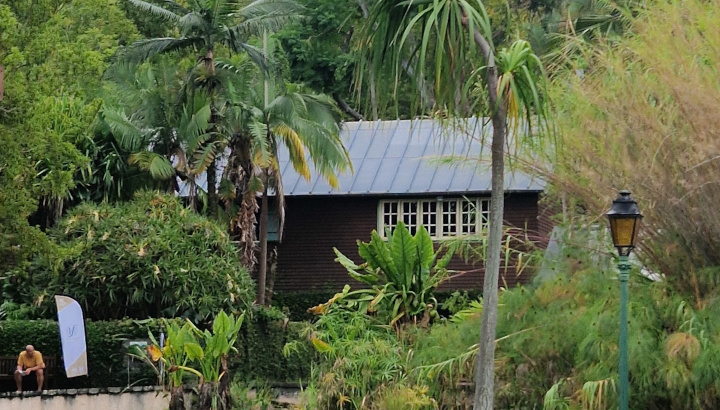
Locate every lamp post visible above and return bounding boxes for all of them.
[606,190,643,410]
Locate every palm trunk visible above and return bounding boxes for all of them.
[257,173,269,305]
[204,49,218,218]
[207,158,218,218]
[226,136,258,270]
[459,11,506,410]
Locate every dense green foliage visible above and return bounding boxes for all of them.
[0,0,139,268]
[2,192,255,320]
[295,228,720,409]
[232,310,313,383]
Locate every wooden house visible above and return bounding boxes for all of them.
[268,119,552,293]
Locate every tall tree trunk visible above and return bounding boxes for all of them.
[204,48,218,218]
[257,173,269,305]
[460,11,506,410]
[368,66,379,120]
[226,136,258,270]
[207,158,218,218]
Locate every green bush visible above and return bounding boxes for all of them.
[3,191,255,321]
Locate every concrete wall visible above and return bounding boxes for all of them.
[0,390,169,410]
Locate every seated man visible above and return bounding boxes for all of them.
[14,345,45,392]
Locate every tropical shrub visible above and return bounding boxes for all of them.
[2,191,254,320]
[286,309,435,409]
[141,310,245,410]
[318,222,452,327]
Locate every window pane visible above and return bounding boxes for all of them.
[461,199,477,235]
[401,201,418,235]
[442,200,457,236]
[383,201,399,234]
[421,201,437,237]
[480,199,489,230]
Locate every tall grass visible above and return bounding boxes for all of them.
[543,0,720,302]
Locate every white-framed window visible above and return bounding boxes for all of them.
[378,197,490,239]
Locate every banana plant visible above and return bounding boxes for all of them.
[140,311,245,410]
[186,310,245,383]
[324,222,453,327]
[142,321,204,410]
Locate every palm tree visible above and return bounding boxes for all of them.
[223,78,350,304]
[355,2,549,409]
[123,0,302,216]
[100,61,218,210]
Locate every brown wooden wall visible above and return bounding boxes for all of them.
[274,192,547,293]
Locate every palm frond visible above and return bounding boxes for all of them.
[101,108,152,152]
[122,37,205,63]
[357,0,493,115]
[191,141,219,173]
[177,12,207,36]
[235,0,304,36]
[128,0,181,22]
[179,93,213,153]
[249,119,272,168]
[223,29,269,72]
[128,152,176,180]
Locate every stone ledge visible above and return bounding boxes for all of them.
[0,386,159,399]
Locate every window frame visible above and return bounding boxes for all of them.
[377,197,490,240]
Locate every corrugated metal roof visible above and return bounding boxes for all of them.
[278,118,544,195]
[179,118,545,197]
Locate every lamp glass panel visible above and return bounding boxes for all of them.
[611,217,637,247]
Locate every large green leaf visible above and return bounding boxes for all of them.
[334,248,380,285]
[390,221,417,290]
[212,310,231,336]
[184,342,204,360]
[415,225,435,272]
[359,232,399,284]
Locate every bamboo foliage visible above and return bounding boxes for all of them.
[543,0,720,301]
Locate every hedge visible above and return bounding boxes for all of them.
[0,316,312,391]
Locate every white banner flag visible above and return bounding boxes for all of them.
[55,295,88,378]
